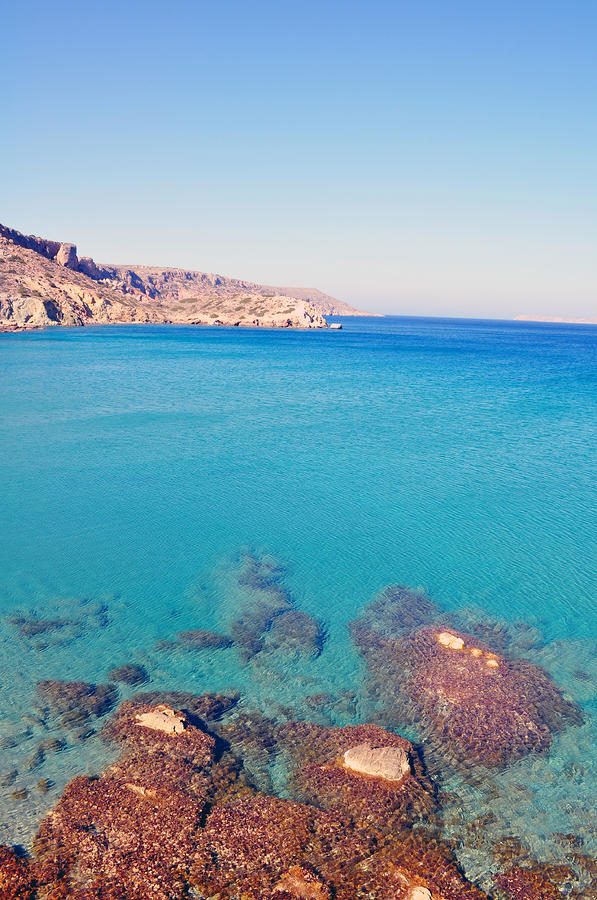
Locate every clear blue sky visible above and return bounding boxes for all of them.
[3,0,596,318]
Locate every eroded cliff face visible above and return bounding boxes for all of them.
[0,223,355,332]
[0,235,162,331]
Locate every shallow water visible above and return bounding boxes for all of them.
[0,318,596,882]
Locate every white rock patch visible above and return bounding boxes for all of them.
[343,743,410,781]
[437,631,465,650]
[134,704,186,735]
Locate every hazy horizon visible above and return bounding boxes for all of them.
[3,0,596,320]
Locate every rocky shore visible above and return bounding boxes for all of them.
[0,223,368,332]
[0,558,593,900]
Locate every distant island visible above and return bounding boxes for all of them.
[514,315,597,326]
[0,223,372,332]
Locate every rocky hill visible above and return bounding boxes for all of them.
[0,223,369,332]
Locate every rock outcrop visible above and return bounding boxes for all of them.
[35,679,118,732]
[276,721,435,829]
[0,221,369,331]
[350,588,584,770]
[191,793,486,900]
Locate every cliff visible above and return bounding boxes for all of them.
[0,223,370,332]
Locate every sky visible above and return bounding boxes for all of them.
[2,0,596,319]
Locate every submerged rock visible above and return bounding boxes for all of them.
[229,553,294,659]
[107,663,149,685]
[7,614,78,637]
[33,700,221,899]
[191,793,486,900]
[0,845,35,898]
[2,686,489,900]
[351,589,584,770]
[494,864,574,899]
[273,865,331,899]
[177,628,233,650]
[266,610,326,658]
[122,689,239,724]
[34,770,207,900]
[276,722,435,829]
[350,584,442,646]
[402,627,583,767]
[35,679,118,730]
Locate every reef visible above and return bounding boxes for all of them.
[351,587,584,770]
[191,793,487,900]
[176,628,233,649]
[0,686,495,900]
[120,689,239,724]
[0,845,35,898]
[7,615,77,638]
[229,552,295,659]
[494,864,579,899]
[31,695,253,899]
[350,583,444,642]
[227,553,327,662]
[107,663,149,685]
[6,596,110,651]
[265,609,326,658]
[35,680,118,731]
[276,721,436,830]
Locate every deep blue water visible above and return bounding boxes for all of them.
[0,317,596,877]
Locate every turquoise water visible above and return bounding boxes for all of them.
[0,318,596,881]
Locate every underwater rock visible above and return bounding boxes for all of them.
[406,627,583,767]
[24,747,45,772]
[0,726,30,751]
[273,865,331,899]
[37,737,65,754]
[7,597,110,653]
[35,679,118,730]
[124,689,239,724]
[190,794,347,900]
[494,864,573,899]
[343,742,410,780]
[266,610,326,658]
[107,663,149,684]
[16,687,489,900]
[191,793,487,900]
[215,710,279,793]
[33,699,223,899]
[350,584,442,646]
[0,845,35,899]
[352,611,584,769]
[34,770,207,900]
[177,628,233,649]
[0,769,18,786]
[276,722,435,829]
[102,699,215,764]
[6,614,77,637]
[229,552,295,659]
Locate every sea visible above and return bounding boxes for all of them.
[0,316,596,885]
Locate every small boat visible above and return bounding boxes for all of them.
[329,322,342,330]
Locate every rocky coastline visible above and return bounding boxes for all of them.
[0,223,370,333]
[0,557,593,900]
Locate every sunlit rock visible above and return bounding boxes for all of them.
[343,742,410,781]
